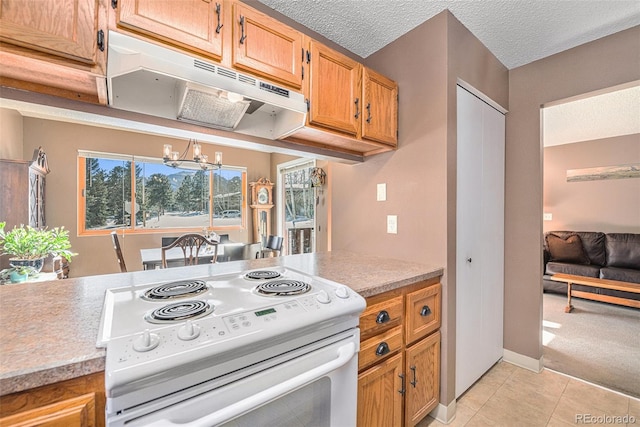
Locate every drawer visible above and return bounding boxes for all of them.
[405,283,441,345]
[358,326,403,371]
[359,296,403,339]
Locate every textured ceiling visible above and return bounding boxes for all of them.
[255,0,640,69]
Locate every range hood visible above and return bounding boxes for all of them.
[106,31,307,140]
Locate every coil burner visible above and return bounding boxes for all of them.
[142,280,208,301]
[145,300,213,323]
[255,280,311,297]
[244,270,282,281]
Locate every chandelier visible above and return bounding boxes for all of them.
[162,139,222,171]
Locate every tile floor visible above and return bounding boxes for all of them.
[419,361,640,426]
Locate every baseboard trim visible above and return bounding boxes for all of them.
[503,349,543,373]
[430,399,456,424]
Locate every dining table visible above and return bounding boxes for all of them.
[140,242,250,270]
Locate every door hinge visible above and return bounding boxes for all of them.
[301,65,304,80]
[111,0,117,9]
[305,99,310,112]
[306,50,311,64]
[97,30,105,52]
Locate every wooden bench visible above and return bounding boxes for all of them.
[550,273,640,312]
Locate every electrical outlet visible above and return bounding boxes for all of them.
[377,183,386,201]
[387,215,397,234]
[543,213,553,221]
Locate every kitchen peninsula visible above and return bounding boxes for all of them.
[0,251,442,405]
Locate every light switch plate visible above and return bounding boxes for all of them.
[387,215,397,234]
[377,183,386,201]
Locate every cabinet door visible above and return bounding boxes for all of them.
[405,331,440,427]
[0,0,100,64]
[308,40,361,136]
[232,2,302,88]
[357,352,404,427]
[118,0,224,61]
[362,67,398,146]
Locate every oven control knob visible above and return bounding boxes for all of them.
[178,320,200,341]
[316,290,331,304]
[133,329,160,352]
[335,285,350,299]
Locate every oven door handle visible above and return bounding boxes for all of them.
[145,341,356,427]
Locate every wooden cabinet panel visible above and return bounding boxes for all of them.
[405,283,441,345]
[359,325,403,371]
[0,372,104,427]
[0,0,100,65]
[232,2,302,88]
[357,352,403,427]
[360,295,403,339]
[117,0,223,61]
[308,40,361,136]
[362,67,398,146]
[405,331,441,427]
[0,393,97,427]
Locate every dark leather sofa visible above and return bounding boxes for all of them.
[543,231,640,302]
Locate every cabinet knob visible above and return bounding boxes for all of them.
[375,342,390,357]
[420,305,431,317]
[376,310,390,324]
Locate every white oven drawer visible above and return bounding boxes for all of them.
[107,329,360,427]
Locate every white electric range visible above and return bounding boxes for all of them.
[97,266,366,427]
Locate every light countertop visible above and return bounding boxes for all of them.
[0,251,442,396]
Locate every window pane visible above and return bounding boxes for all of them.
[138,161,211,230]
[213,168,243,227]
[84,157,131,230]
[283,165,315,254]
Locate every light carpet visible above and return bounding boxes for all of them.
[542,292,640,398]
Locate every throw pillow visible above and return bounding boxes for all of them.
[546,233,591,265]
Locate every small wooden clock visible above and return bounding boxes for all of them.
[249,178,274,244]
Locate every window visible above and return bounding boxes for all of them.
[78,151,246,235]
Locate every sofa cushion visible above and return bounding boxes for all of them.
[605,233,640,269]
[545,233,590,265]
[600,267,640,284]
[544,231,606,265]
[545,262,600,278]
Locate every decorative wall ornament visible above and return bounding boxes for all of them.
[567,163,640,182]
[310,167,326,187]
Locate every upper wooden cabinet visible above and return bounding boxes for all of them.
[231,2,303,89]
[362,67,398,146]
[116,0,224,61]
[308,40,362,137]
[0,0,108,103]
[0,0,101,65]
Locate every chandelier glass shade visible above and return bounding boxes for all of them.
[162,139,222,171]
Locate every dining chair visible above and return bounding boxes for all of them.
[259,235,283,258]
[110,231,127,273]
[161,233,218,268]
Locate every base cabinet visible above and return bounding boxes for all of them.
[0,372,105,427]
[357,278,442,427]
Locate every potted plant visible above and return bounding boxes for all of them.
[0,222,77,274]
[0,265,39,284]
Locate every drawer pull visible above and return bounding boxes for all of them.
[410,365,417,387]
[398,373,406,395]
[420,305,431,316]
[376,310,390,324]
[375,342,390,356]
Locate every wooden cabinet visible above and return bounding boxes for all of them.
[231,2,303,89]
[0,372,105,427]
[308,41,362,136]
[283,39,398,157]
[357,278,441,427]
[0,0,108,103]
[116,0,224,62]
[362,67,398,146]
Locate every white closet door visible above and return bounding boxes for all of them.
[455,85,505,398]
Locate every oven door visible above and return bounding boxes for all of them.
[107,330,359,427]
